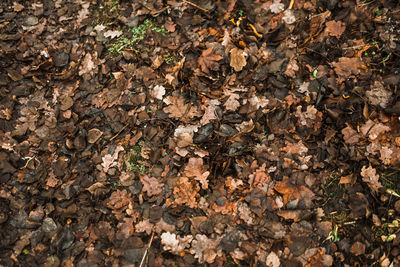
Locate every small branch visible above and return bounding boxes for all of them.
[183,0,209,12]
[139,229,155,267]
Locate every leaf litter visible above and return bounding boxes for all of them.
[1,0,400,266]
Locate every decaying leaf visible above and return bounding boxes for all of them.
[324,20,346,38]
[198,47,223,73]
[106,189,132,219]
[224,93,241,111]
[366,81,393,108]
[172,176,200,208]
[333,57,364,77]
[360,165,382,191]
[140,175,164,197]
[230,47,247,72]
[341,126,361,145]
[184,157,210,189]
[103,29,122,39]
[101,145,124,173]
[135,219,154,235]
[163,95,201,123]
[161,232,193,254]
[190,234,221,264]
[151,85,166,100]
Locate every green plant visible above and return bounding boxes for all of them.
[327,225,340,242]
[375,8,383,16]
[108,19,169,54]
[124,141,149,175]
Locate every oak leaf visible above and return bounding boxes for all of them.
[173,177,200,208]
[333,57,363,77]
[341,126,361,145]
[190,234,221,264]
[184,157,210,189]
[163,95,201,123]
[361,166,382,191]
[324,20,346,38]
[198,47,223,73]
[161,232,193,254]
[140,175,164,197]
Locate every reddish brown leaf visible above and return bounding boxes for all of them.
[198,47,223,74]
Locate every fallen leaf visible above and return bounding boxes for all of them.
[140,175,164,197]
[87,128,103,143]
[151,85,166,100]
[103,29,122,39]
[360,165,382,191]
[12,2,25,12]
[230,47,247,72]
[266,251,280,267]
[172,177,200,208]
[366,81,393,108]
[163,95,201,123]
[270,0,285,14]
[135,219,154,235]
[341,126,361,145]
[190,234,221,264]
[161,232,193,254]
[224,93,240,111]
[184,157,210,189]
[324,20,346,38]
[350,241,365,256]
[198,47,223,74]
[333,57,363,77]
[79,52,96,76]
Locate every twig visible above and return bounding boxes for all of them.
[139,229,155,267]
[183,0,209,12]
[110,125,128,141]
[288,0,294,9]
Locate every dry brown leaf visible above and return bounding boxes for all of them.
[79,52,96,76]
[200,99,220,125]
[366,81,393,108]
[140,175,164,197]
[135,219,154,235]
[350,241,365,256]
[360,165,382,191]
[284,57,299,78]
[280,140,308,155]
[106,189,132,219]
[184,157,210,189]
[341,126,361,145]
[333,57,363,77]
[324,20,346,38]
[198,47,223,74]
[101,145,124,173]
[117,217,135,239]
[339,174,356,185]
[224,93,240,111]
[163,95,201,123]
[277,210,303,222]
[238,202,253,225]
[190,234,221,264]
[161,232,193,254]
[230,47,247,72]
[87,128,103,143]
[12,2,25,12]
[173,177,200,208]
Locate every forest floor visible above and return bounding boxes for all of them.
[1,0,400,266]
